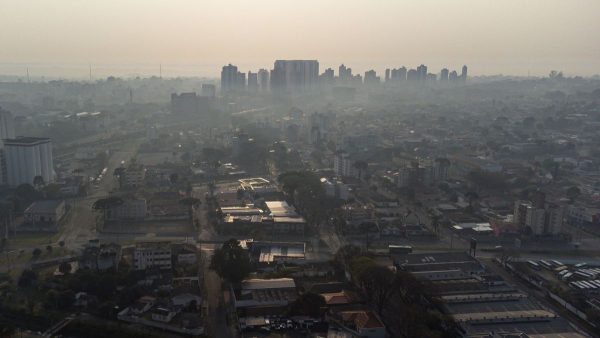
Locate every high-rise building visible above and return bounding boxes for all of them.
[247,71,259,91]
[0,108,15,142]
[270,60,319,91]
[385,69,390,82]
[201,84,216,97]
[363,70,380,85]
[221,64,239,92]
[338,64,353,82]
[0,108,15,185]
[449,70,458,82]
[440,68,449,82]
[320,68,335,85]
[4,137,54,187]
[461,65,468,82]
[407,69,418,81]
[416,64,428,81]
[390,67,407,82]
[258,69,270,91]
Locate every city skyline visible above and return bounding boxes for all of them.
[1,0,600,78]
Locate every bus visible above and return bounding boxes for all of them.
[539,260,553,270]
[527,260,541,270]
[389,245,413,255]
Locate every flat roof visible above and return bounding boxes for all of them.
[241,278,296,290]
[3,136,51,145]
[453,309,555,323]
[25,200,63,213]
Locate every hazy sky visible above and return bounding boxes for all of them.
[1,0,599,78]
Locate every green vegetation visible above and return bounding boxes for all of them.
[209,239,251,284]
[339,246,459,338]
[288,292,326,318]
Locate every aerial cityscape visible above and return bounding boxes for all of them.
[1,1,600,338]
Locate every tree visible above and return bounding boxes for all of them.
[466,170,507,192]
[46,245,53,253]
[33,175,45,189]
[566,186,581,203]
[353,161,368,180]
[209,239,251,284]
[113,167,126,189]
[288,292,326,318]
[179,197,201,225]
[169,173,179,184]
[18,269,38,287]
[59,262,72,274]
[32,248,42,258]
[59,240,65,248]
[358,265,397,315]
[465,191,479,209]
[57,290,75,309]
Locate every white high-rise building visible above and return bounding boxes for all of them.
[0,108,15,142]
[4,137,54,187]
[0,108,16,185]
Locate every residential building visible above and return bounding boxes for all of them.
[79,243,122,271]
[247,71,258,91]
[3,137,54,187]
[0,107,15,146]
[449,70,458,81]
[338,64,352,82]
[337,311,385,338]
[321,178,350,200]
[270,60,319,91]
[221,63,242,92]
[440,68,449,81]
[320,67,335,85]
[121,165,146,188]
[134,242,172,270]
[514,200,565,235]
[333,151,356,178]
[363,70,380,85]
[258,68,270,91]
[416,64,428,81]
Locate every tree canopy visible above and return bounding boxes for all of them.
[288,292,326,318]
[209,239,252,284]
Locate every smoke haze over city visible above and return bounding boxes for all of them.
[1,0,599,78]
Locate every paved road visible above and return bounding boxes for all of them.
[58,144,140,250]
[200,243,236,338]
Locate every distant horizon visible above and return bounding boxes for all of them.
[0,60,597,81]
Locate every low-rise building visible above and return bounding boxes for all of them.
[336,311,386,338]
[234,278,298,317]
[107,198,147,221]
[23,200,66,228]
[134,242,172,270]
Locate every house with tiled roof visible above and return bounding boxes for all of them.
[336,310,386,338]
